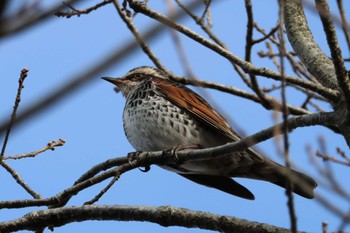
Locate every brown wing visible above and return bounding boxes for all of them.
[154,78,238,139]
[153,77,264,162]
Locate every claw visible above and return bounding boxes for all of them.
[127,151,151,172]
[127,151,141,167]
[138,166,151,172]
[163,144,201,164]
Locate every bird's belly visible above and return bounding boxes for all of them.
[123,98,203,151]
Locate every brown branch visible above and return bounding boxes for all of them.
[253,23,279,45]
[127,0,340,102]
[278,2,296,231]
[172,76,311,115]
[1,68,28,156]
[244,0,273,109]
[0,158,129,210]
[0,160,43,199]
[0,1,203,136]
[336,0,350,52]
[284,0,339,90]
[0,68,42,199]
[0,0,83,37]
[55,0,112,18]
[316,0,350,110]
[0,111,335,210]
[112,0,167,71]
[84,175,120,205]
[255,24,317,83]
[4,139,65,160]
[316,151,350,166]
[166,2,195,78]
[0,205,292,233]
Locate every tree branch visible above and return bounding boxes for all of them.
[0,0,203,136]
[283,0,339,91]
[316,0,350,110]
[127,0,340,102]
[0,205,294,233]
[0,0,83,37]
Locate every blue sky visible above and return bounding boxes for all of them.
[1,1,350,232]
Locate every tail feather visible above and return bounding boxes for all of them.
[179,174,255,200]
[252,160,317,199]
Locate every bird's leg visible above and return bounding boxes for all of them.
[163,144,201,165]
[127,151,151,172]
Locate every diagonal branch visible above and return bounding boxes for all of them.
[0,0,83,37]
[0,111,336,210]
[283,0,339,91]
[127,0,340,102]
[316,0,350,110]
[0,1,203,136]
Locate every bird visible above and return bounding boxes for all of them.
[102,66,317,200]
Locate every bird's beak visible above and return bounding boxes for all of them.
[101,77,120,86]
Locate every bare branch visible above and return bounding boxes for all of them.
[0,1,203,136]
[0,0,83,37]
[336,0,350,51]
[55,0,112,18]
[127,0,340,102]
[112,0,167,71]
[283,0,339,90]
[4,139,65,160]
[1,68,28,156]
[172,76,311,115]
[278,2,297,230]
[0,205,292,233]
[316,0,350,110]
[0,160,42,199]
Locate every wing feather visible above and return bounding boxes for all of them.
[153,77,264,162]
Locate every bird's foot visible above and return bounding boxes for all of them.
[163,144,201,164]
[127,151,151,172]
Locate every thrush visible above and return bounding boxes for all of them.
[102,66,317,200]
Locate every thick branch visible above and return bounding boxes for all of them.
[0,112,336,210]
[0,205,294,233]
[283,0,339,91]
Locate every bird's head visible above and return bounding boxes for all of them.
[102,66,167,97]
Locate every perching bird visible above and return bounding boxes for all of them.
[102,66,317,200]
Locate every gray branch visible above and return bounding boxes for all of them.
[0,205,296,233]
[283,0,339,90]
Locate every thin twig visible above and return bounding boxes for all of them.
[0,0,83,37]
[0,1,204,136]
[244,0,273,109]
[128,0,340,101]
[336,0,350,53]
[84,175,120,205]
[4,139,65,160]
[278,1,297,231]
[112,0,167,72]
[252,22,279,44]
[0,160,43,199]
[316,151,350,166]
[1,68,28,156]
[316,0,350,108]
[173,75,311,115]
[55,0,112,18]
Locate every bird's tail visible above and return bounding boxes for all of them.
[251,159,317,199]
